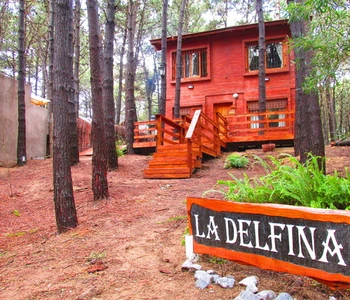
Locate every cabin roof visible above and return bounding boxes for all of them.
[150,19,290,50]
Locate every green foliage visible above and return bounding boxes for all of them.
[209,256,227,265]
[216,154,350,209]
[116,140,126,157]
[224,154,249,169]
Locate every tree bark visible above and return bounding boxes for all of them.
[125,0,137,154]
[174,0,187,119]
[326,80,337,143]
[52,0,78,233]
[115,27,127,125]
[159,0,168,116]
[288,0,325,172]
[73,0,81,116]
[87,0,109,200]
[257,0,266,118]
[47,0,55,158]
[103,0,118,170]
[17,0,26,166]
[68,0,79,166]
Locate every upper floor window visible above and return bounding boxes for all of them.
[246,39,287,73]
[172,48,208,80]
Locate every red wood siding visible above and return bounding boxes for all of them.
[153,20,296,144]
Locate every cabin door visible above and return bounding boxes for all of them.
[214,103,235,138]
[214,102,235,117]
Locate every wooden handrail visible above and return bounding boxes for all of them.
[155,114,186,146]
[185,110,226,158]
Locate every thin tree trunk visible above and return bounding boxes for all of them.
[257,0,266,133]
[47,0,55,158]
[103,0,118,170]
[73,0,81,116]
[52,0,78,233]
[326,80,337,143]
[174,0,187,119]
[17,0,26,166]
[87,0,109,200]
[68,1,79,166]
[159,0,167,116]
[115,27,127,125]
[125,0,136,154]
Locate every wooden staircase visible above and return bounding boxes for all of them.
[143,144,201,179]
[142,110,228,179]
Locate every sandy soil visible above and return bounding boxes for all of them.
[0,146,349,300]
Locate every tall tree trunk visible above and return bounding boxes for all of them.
[142,55,155,120]
[87,0,109,200]
[52,0,78,234]
[17,0,26,166]
[174,0,187,119]
[125,0,137,154]
[326,80,337,143]
[115,27,127,125]
[47,0,55,158]
[68,0,79,166]
[73,0,81,116]
[288,0,325,172]
[257,0,266,130]
[159,0,167,116]
[103,0,118,170]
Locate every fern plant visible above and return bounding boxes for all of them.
[224,153,249,169]
[214,154,350,210]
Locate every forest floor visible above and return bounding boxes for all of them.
[0,145,350,300]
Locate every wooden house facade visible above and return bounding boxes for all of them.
[150,19,295,149]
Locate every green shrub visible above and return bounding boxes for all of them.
[214,154,350,210]
[116,140,126,157]
[224,153,249,169]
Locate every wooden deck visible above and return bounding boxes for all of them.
[134,109,294,179]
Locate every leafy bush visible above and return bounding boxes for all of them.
[224,153,249,169]
[215,154,350,210]
[116,140,126,157]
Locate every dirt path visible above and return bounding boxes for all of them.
[0,146,349,299]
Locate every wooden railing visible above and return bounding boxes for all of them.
[133,120,157,148]
[134,109,294,148]
[225,109,294,142]
[185,110,228,157]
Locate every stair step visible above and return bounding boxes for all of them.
[153,152,188,158]
[157,144,188,152]
[144,167,191,179]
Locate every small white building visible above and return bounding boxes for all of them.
[0,74,49,166]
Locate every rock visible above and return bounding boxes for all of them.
[256,290,277,300]
[234,290,260,300]
[194,270,212,289]
[195,278,210,289]
[239,275,259,293]
[181,259,202,270]
[215,275,235,288]
[274,292,294,300]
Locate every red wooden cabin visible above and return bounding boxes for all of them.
[150,19,295,150]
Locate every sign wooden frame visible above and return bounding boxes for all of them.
[187,197,350,289]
